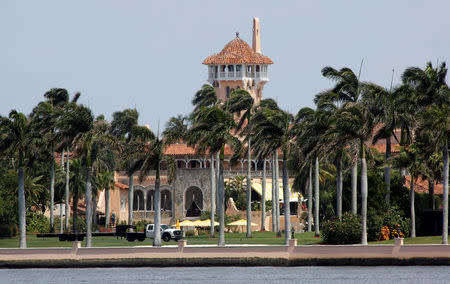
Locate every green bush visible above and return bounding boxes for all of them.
[0,224,18,238]
[185,230,196,236]
[26,212,50,233]
[132,220,147,232]
[321,213,362,244]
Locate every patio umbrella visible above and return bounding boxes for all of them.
[197,219,219,227]
[176,219,180,230]
[227,219,258,226]
[179,220,195,227]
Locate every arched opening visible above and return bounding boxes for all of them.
[185,186,203,217]
[133,190,144,211]
[161,190,172,211]
[146,190,154,211]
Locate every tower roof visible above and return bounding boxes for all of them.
[203,37,273,65]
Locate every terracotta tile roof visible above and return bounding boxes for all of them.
[115,182,129,190]
[203,37,273,65]
[405,176,443,195]
[164,143,235,156]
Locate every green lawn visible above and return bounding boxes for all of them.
[0,232,320,248]
[368,235,445,245]
[0,232,445,248]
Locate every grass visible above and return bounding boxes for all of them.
[0,232,445,248]
[0,232,321,248]
[368,235,445,245]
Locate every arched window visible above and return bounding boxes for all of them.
[146,190,154,211]
[228,65,234,72]
[133,190,144,211]
[256,65,260,72]
[161,190,172,211]
[185,187,203,217]
[226,86,230,99]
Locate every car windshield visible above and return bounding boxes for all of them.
[161,225,169,230]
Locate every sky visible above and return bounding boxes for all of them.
[1,0,449,130]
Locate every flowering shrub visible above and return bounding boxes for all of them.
[380,226,390,240]
[321,213,362,244]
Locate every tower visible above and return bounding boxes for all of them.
[203,17,273,104]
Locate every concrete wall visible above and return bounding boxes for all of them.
[2,241,450,267]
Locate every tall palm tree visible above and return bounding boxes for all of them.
[227,89,256,237]
[68,106,118,247]
[110,108,139,230]
[187,105,241,246]
[190,85,220,238]
[252,100,294,244]
[128,125,176,246]
[402,61,449,244]
[69,158,85,233]
[0,110,40,248]
[390,144,426,238]
[30,88,75,232]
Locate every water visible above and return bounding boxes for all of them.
[0,266,448,283]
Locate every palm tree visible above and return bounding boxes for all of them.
[190,85,220,238]
[127,125,176,246]
[110,108,139,230]
[69,158,85,233]
[0,110,40,248]
[390,144,426,238]
[227,89,256,237]
[30,88,75,232]
[402,61,449,244]
[68,106,118,247]
[187,105,241,246]
[252,100,294,244]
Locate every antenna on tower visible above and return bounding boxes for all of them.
[236,32,239,38]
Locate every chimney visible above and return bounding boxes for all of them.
[252,17,261,54]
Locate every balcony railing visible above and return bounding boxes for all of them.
[208,71,268,81]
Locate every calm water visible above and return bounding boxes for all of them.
[0,266,448,283]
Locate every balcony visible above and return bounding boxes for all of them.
[208,71,268,82]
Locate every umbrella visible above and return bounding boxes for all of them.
[176,220,180,230]
[199,219,219,227]
[227,219,258,226]
[179,220,195,227]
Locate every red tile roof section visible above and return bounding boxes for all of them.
[164,143,235,156]
[203,37,273,65]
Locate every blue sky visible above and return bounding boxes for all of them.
[1,0,449,130]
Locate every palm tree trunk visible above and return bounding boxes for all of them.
[153,163,162,246]
[336,155,343,219]
[218,149,225,247]
[271,155,276,232]
[410,175,416,238]
[351,162,357,215]
[361,145,368,245]
[50,150,55,233]
[18,167,26,248]
[85,166,93,247]
[246,137,252,237]
[261,159,266,231]
[442,142,448,245]
[429,180,435,210]
[275,150,281,237]
[216,152,220,213]
[209,153,216,238]
[72,196,78,232]
[282,152,290,244]
[65,149,70,231]
[385,135,392,205]
[314,157,320,237]
[92,194,97,227]
[105,185,110,231]
[307,164,312,232]
[128,174,134,232]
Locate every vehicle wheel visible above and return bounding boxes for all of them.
[162,234,171,242]
[174,238,179,242]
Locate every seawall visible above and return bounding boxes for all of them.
[1,240,450,267]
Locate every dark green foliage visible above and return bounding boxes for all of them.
[224,175,246,210]
[26,212,50,233]
[321,213,362,244]
[0,224,18,238]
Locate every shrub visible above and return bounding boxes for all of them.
[321,213,362,244]
[185,230,196,236]
[0,224,18,238]
[26,212,50,233]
